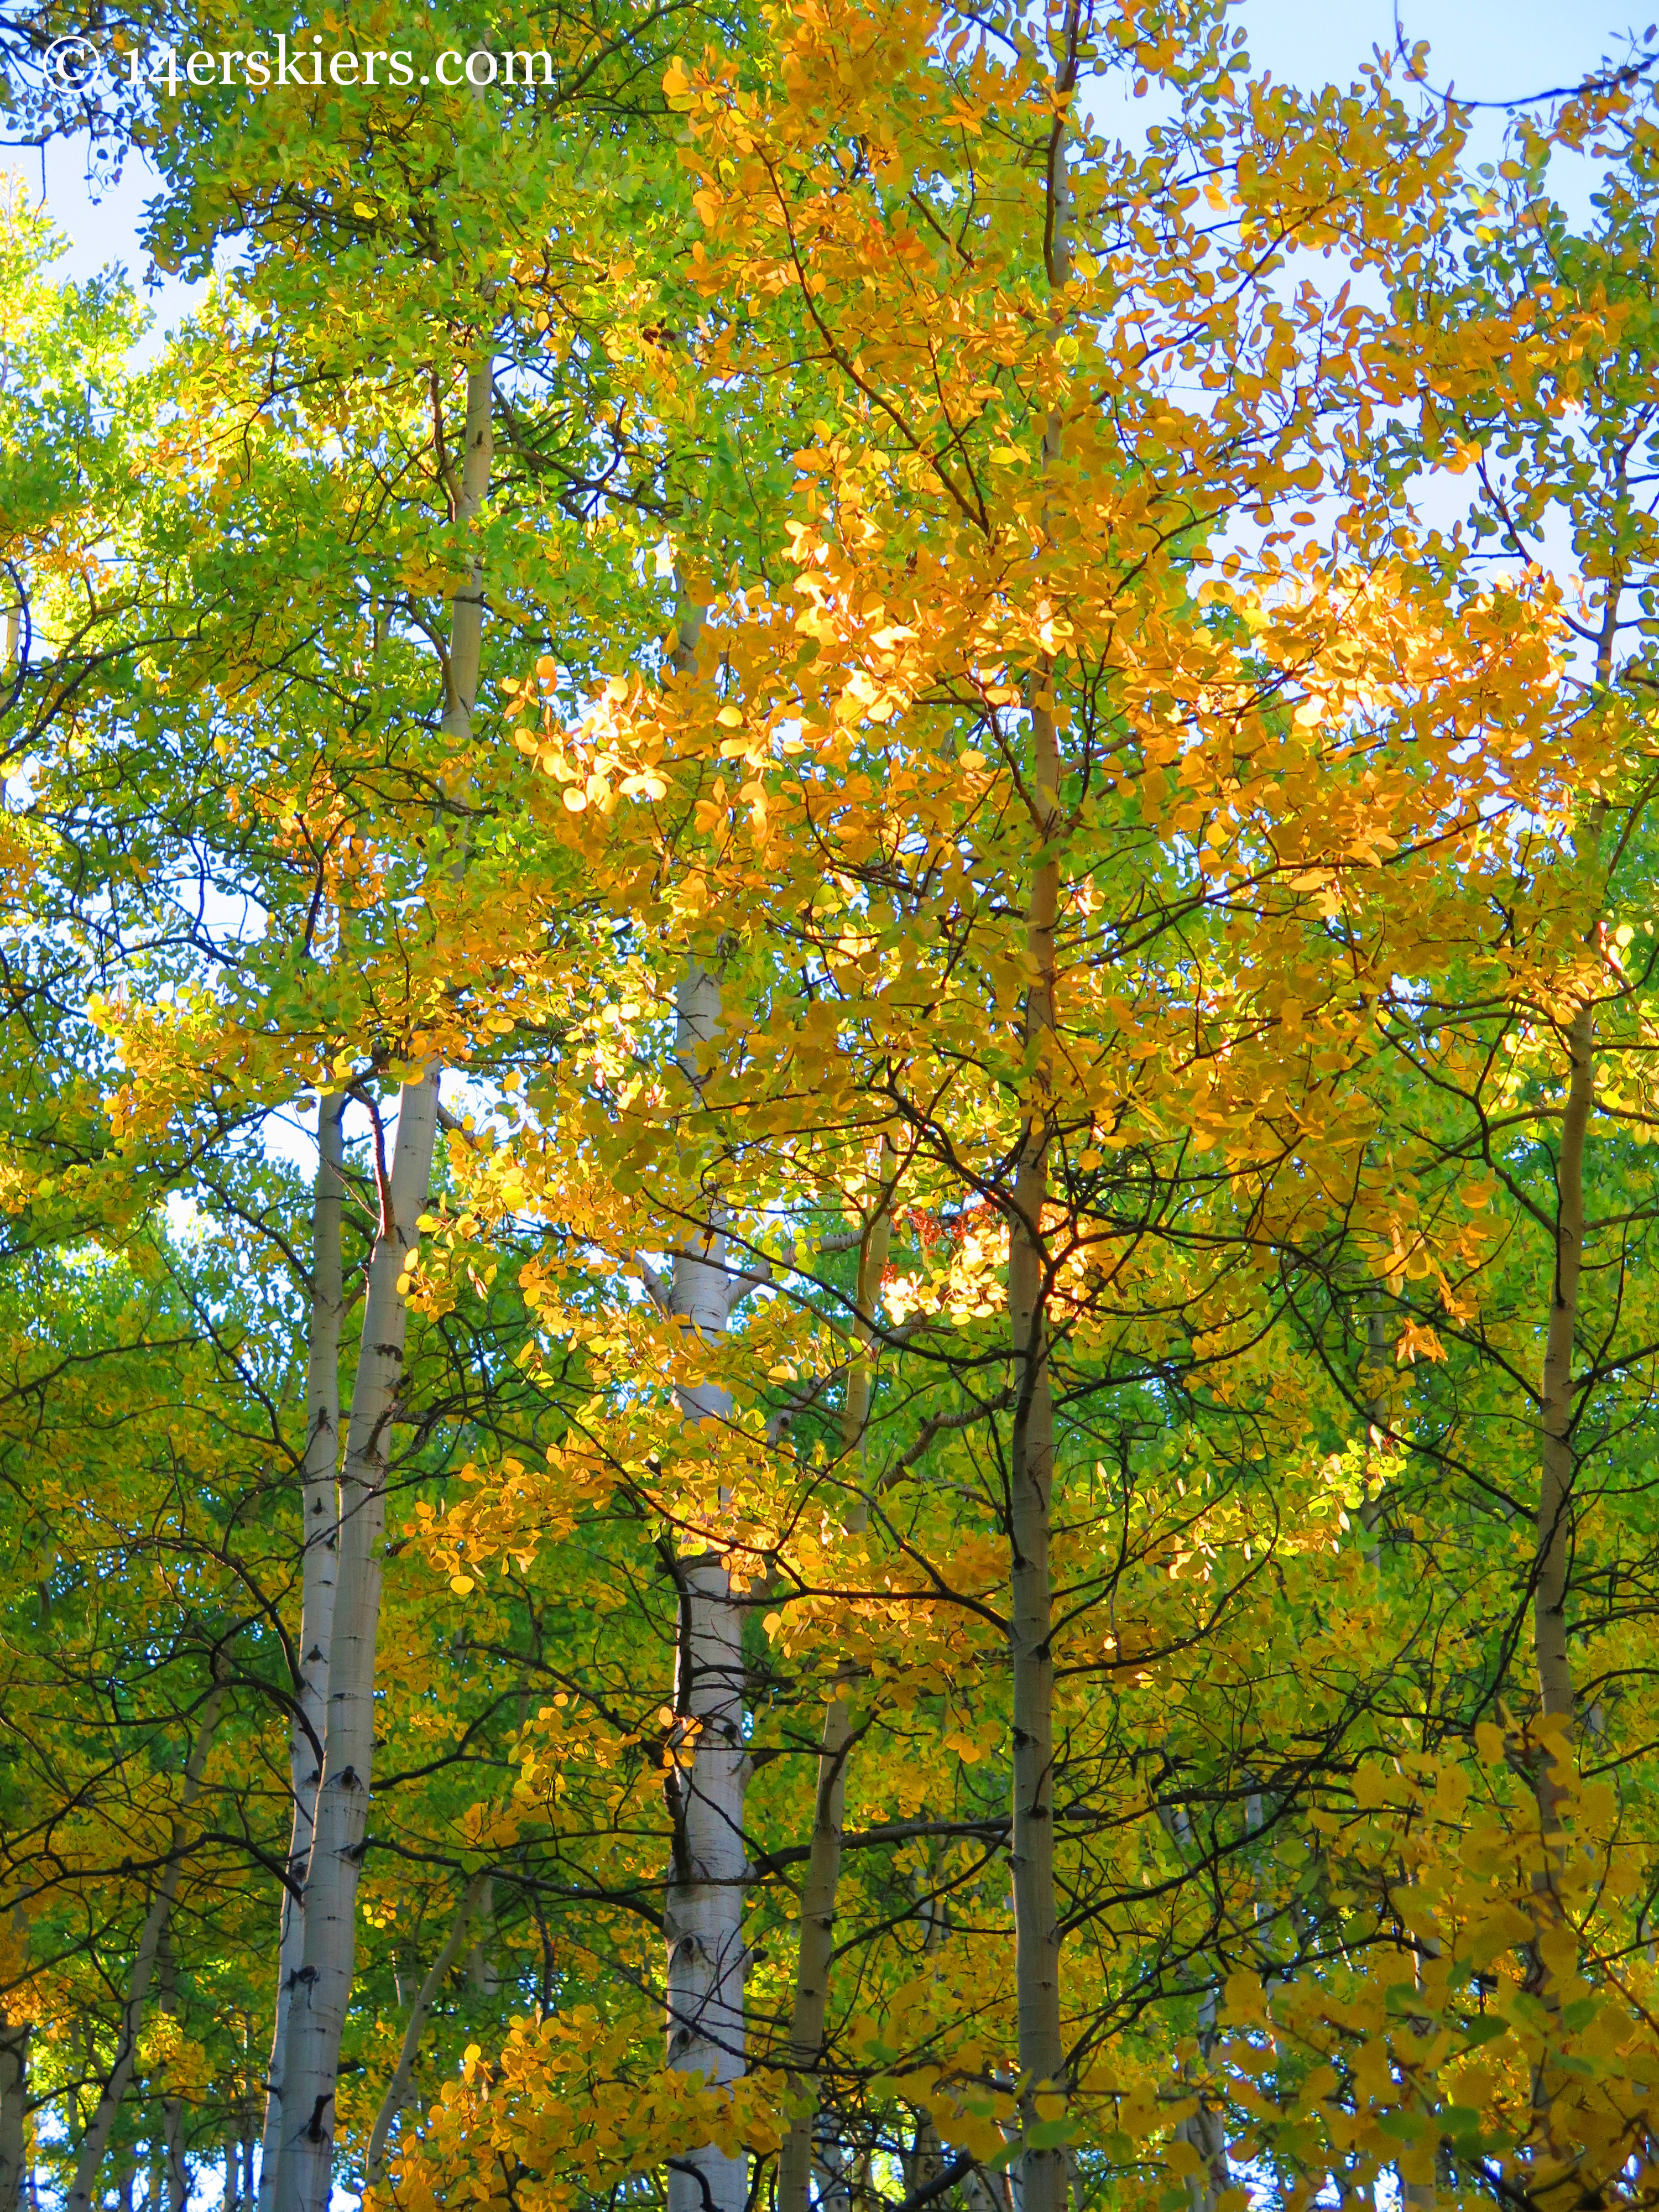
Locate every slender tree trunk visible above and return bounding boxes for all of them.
[775,1702,854,2212]
[275,358,492,2212]
[1535,993,1593,1751]
[1006,785,1063,2212]
[0,2018,27,2212]
[65,1687,227,2212]
[1177,1984,1227,2212]
[259,1094,345,2212]
[159,1938,186,2212]
[363,1872,487,2192]
[664,951,749,2212]
[775,1177,893,2212]
[1524,660,1611,2157]
[1528,784,1609,2073]
[1526,985,1595,2131]
[273,1073,441,2212]
[1400,1933,1442,2212]
[1531,614,1614,1776]
[225,2132,240,2212]
[163,2100,185,2212]
[1005,23,1077,2208]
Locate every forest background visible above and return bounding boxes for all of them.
[5,5,1659,2212]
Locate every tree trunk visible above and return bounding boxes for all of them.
[272,1072,441,2212]
[363,1872,487,2192]
[1009,26,1084,2203]
[1006,808,1063,2212]
[775,1702,853,2212]
[1527,984,1595,2132]
[160,1937,186,2212]
[1530,617,1614,1806]
[163,2101,186,2212]
[64,1686,227,2212]
[664,953,749,2212]
[0,2018,27,2212]
[775,1176,893,2212]
[1005,20,1077,2203]
[259,1094,345,2212]
[1177,1984,1227,2212]
[1401,1934,1442,2212]
[274,357,492,2212]
[1535,993,1593,1750]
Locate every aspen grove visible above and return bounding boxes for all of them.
[8,4,1659,2212]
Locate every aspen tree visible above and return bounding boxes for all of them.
[258,1094,345,2212]
[275,360,493,2212]
[656,596,752,2212]
[0,2018,25,2212]
[1005,8,1079,2204]
[776,1162,894,2212]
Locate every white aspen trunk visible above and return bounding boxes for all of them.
[1177,1984,1227,2212]
[664,956,749,2212]
[363,1872,487,2191]
[273,1072,441,2212]
[64,1687,228,2212]
[259,1095,345,2212]
[275,357,493,2212]
[0,2018,27,2212]
[775,1181,893,2212]
[225,2133,240,2212]
[1006,23,1077,2212]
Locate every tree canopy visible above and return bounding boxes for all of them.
[6,8,1659,2212]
